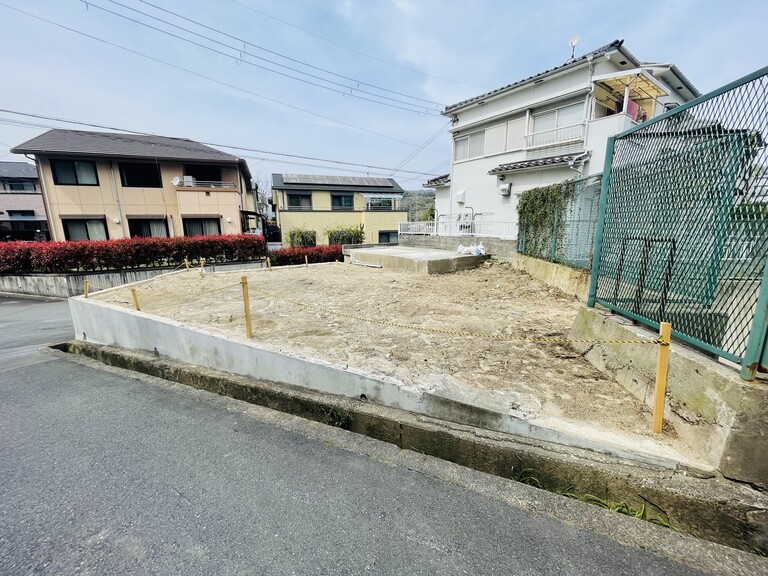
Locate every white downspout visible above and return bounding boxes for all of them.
[108,160,127,238]
[582,53,595,160]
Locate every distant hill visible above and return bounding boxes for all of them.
[401,190,435,221]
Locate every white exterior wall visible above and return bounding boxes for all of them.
[439,49,694,237]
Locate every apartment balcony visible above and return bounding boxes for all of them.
[524,123,585,150]
[176,176,237,189]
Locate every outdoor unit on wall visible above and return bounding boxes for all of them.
[455,190,466,204]
[499,183,512,196]
[183,175,197,187]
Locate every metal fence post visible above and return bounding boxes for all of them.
[740,259,768,380]
[550,205,559,263]
[587,136,615,307]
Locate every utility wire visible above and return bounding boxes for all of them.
[83,0,441,115]
[227,0,485,90]
[0,2,447,155]
[0,109,444,176]
[132,0,444,107]
[389,121,451,175]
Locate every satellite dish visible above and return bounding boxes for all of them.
[171,176,180,186]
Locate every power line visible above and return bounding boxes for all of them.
[0,2,447,155]
[0,109,444,176]
[389,121,451,175]
[82,0,442,116]
[227,0,485,90]
[132,0,445,108]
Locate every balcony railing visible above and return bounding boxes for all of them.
[525,123,584,149]
[399,219,518,239]
[178,180,237,189]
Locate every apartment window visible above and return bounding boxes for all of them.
[378,230,398,243]
[454,130,485,161]
[128,218,169,238]
[182,217,220,236]
[51,159,99,186]
[62,218,108,241]
[331,194,353,211]
[8,210,35,217]
[183,164,222,182]
[287,193,312,210]
[119,162,162,188]
[8,182,36,192]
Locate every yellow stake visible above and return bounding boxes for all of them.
[83,279,89,299]
[184,257,190,270]
[200,258,205,270]
[652,322,672,434]
[241,276,253,338]
[130,288,141,311]
[304,254,309,267]
[267,257,272,271]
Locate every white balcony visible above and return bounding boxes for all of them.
[525,123,584,149]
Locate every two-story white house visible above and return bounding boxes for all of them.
[428,39,699,238]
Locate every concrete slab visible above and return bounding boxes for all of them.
[345,246,488,274]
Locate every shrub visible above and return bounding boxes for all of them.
[0,234,266,274]
[287,228,317,248]
[269,244,343,267]
[326,225,364,245]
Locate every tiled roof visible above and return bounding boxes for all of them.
[445,40,636,114]
[424,174,450,187]
[12,129,241,163]
[0,161,38,179]
[488,152,591,175]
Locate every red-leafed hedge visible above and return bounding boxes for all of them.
[0,235,266,274]
[269,244,343,267]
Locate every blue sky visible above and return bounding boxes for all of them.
[1,0,766,189]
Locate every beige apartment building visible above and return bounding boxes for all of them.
[271,174,408,246]
[11,129,255,241]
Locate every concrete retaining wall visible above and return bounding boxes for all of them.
[68,294,693,469]
[0,261,265,298]
[399,234,590,300]
[570,306,768,488]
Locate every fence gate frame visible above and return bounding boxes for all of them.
[587,65,768,380]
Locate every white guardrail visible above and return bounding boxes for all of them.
[399,220,518,239]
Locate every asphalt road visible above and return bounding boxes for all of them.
[0,296,748,575]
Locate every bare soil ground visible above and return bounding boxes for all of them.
[94,261,692,456]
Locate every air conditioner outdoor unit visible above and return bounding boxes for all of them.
[455,190,466,203]
[183,175,197,187]
[499,183,511,195]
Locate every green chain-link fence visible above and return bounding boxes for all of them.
[517,175,602,270]
[588,66,768,379]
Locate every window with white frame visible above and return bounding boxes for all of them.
[454,130,485,161]
[531,102,584,133]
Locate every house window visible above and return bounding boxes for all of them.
[454,130,485,161]
[378,230,398,243]
[119,162,162,188]
[183,164,222,182]
[287,193,312,210]
[128,218,169,238]
[51,160,99,186]
[62,218,108,241]
[182,217,220,236]
[331,194,353,210]
[531,103,584,133]
[7,210,35,217]
[8,182,36,192]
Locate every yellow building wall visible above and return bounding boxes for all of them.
[37,157,246,240]
[275,188,408,246]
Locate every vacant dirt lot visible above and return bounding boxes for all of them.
[93,260,689,453]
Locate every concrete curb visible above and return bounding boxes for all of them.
[61,340,768,556]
